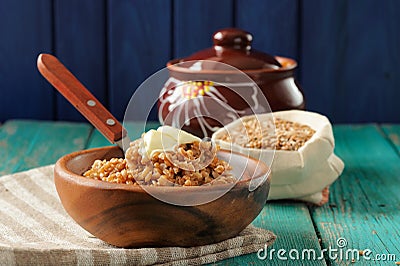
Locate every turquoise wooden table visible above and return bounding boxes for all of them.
[1,120,399,265]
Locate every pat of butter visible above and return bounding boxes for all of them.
[143,126,201,157]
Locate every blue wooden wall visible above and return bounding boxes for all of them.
[1,0,399,123]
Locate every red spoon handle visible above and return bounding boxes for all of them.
[37,53,125,143]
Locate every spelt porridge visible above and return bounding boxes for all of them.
[218,117,316,151]
[83,127,235,186]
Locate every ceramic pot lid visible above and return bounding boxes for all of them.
[179,28,282,70]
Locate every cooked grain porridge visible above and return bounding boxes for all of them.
[83,139,235,186]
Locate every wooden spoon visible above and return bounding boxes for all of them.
[37,53,130,151]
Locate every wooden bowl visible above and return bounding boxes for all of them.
[54,146,271,248]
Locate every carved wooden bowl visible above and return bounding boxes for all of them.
[54,146,270,248]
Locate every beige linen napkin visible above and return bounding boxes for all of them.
[0,165,275,265]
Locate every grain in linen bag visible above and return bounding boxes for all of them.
[212,110,344,206]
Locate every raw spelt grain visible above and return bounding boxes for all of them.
[219,118,315,151]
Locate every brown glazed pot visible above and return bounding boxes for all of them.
[54,146,270,248]
[158,28,305,137]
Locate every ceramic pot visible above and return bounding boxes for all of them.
[158,28,305,137]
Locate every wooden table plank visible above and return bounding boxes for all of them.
[86,128,113,149]
[236,0,299,60]
[108,0,171,121]
[0,120,92,176]
[301,1,400,123]
[0,0,54,122]
[381,124,400,155]
[310,125,400,265]
[173,0,233,58]
[54,0,108,121]
[6,121,384,265]
[216,202,325,265]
